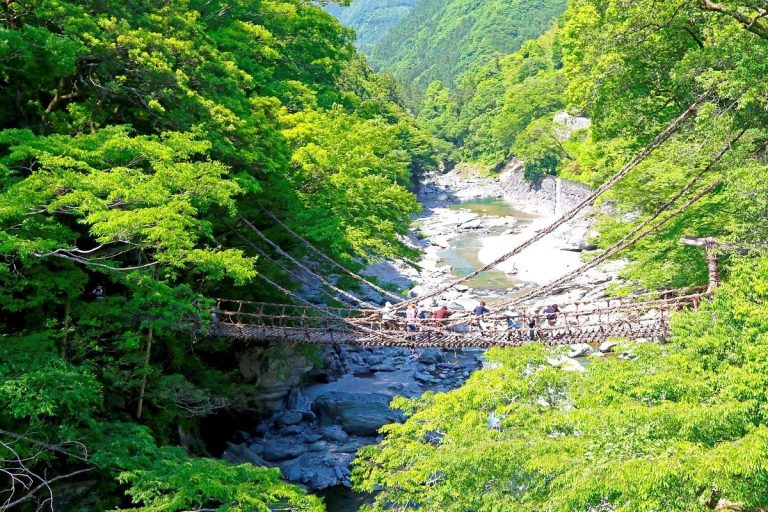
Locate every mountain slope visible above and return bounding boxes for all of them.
[370,0,566,101]
[325,0,419,54]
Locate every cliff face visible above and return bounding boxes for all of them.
[500,160,593,215]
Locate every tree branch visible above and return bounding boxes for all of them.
[698,0,768,39]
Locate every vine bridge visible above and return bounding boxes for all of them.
[215,97,734,349]
[212,290,706,349]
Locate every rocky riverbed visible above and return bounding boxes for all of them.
[223,164,623,500]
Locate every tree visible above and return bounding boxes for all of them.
[354,256,768,511]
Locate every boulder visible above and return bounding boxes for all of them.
[460,218,485,230]
[320,426,349,443]
[418,349,445,365]
[285,388,311,412]
[546,356,586,373]
[599,341,618,353]
[313,392,403,436]
[567,343,593,358]
[238,346,313,414]
[279,410,304,426]
[371,361,398,372]
[256,438,305,462]
[221,442,268,467]
[414,371,438,384]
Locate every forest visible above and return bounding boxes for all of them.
[2,0,768,511]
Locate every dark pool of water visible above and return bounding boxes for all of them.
[317,486,375,512]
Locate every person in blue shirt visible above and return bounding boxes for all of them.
[505,312,521,342]
[472,301,490,332]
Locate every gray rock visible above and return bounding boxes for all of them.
[419,349,445,364]
[279,458,303,482]
[286,388,311,412]
[279,410,304,426]
[221,442,268,467]
[371,361,398,372]
[460,218,484,230]
[567,343,594,358]
[313,392,403,436]
[415,372,438,384]
[258,438,304,461]
[320,426,349,443]
[599,341,618,353]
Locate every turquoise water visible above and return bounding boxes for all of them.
[448,197,538,221]
[440,198,538,290]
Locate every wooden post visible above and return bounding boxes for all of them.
[681,236,721,296]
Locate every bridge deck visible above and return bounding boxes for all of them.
[211,293,704,348]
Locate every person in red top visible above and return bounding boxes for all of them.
[433,305,452,328]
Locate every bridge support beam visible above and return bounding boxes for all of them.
[681,236,720,296]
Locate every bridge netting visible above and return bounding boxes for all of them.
[212,290,705,348]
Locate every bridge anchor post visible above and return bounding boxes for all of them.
[681,236,720,296]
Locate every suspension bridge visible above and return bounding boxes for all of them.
[213,96,740,349]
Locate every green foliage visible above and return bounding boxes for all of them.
[416,28,568,171]
[354,256,768,511]
[370,0,567,106]
[0,0,447,508]
[116,447,324,512]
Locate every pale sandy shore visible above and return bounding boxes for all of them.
[477,216,584,286]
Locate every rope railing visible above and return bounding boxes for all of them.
[211,291,703,348]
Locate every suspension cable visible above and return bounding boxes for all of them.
[237,215,381,306]
[493,179,722,313]
[258,206,404,302]
[232,229,378,308]
[490,128,745,311]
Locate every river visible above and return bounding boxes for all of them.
[222,168,607,511]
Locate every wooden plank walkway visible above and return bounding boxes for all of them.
[210,292,704,349]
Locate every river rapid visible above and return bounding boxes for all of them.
[221,165,622,511]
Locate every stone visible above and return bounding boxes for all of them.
[546,356,586,373]
[414,372,438,384]
[286,388,311,412]
[455,284,470,292]
[567,343,593,358]
[460,218,484,230]
[313,392,403,437]
[279,458,303,482]
[599,341,618,353]
[371,361,398,372]
[320,426,349,443]
[258,438,305,461]
[238,346,313,414]
[221,442,268,467]
[279,410,304,426]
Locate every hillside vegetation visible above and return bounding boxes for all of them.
[325,0,419,54]
[370,0,567,105]
[355,1,768,508]
[0,0,445,509]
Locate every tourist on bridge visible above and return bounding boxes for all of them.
[433,305,452,328]
[543,304,560,326]
[405,304,419,339]
[505,312,521,341]
[471,301,490,332]
[382,302,399,330]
